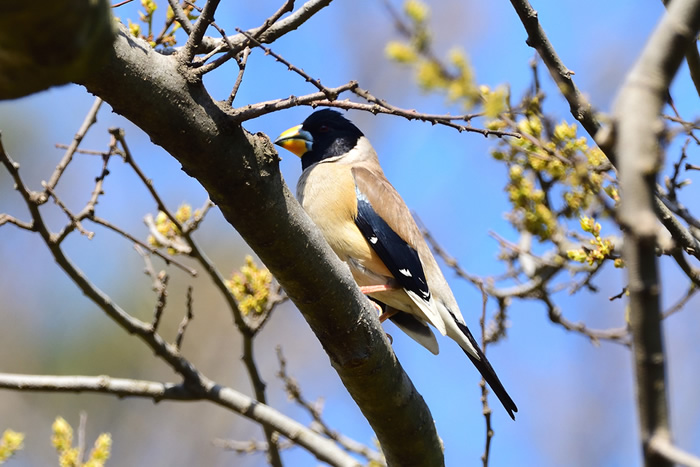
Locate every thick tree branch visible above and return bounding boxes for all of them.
[663,0,700,96]
[613,2,700,466]
[0,0,115,99]
[0,141,360,467]
[79,25,443,466]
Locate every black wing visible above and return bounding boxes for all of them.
[353,184,431,303]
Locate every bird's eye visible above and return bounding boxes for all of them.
[318,124,330,132]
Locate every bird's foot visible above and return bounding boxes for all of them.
[359,284,395,294]
[378,308,399,323]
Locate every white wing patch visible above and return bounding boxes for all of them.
[399,268,412,277]
[369,236,378,244]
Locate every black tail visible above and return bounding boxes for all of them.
[454,318,518,420]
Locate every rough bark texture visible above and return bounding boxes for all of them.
[0,0,115,99]
[614,1,700,465]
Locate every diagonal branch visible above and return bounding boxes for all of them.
[508,0,605,159]
[0,372,360,467]
[508,0,700,264]
[235,33,519,137]
[82,25,444,467]
[181,0,221,64]
[0,138,359,467]
[196,0,334,55]
[648,434,700,467]
[113,129,283,466]
[41,96,104,202]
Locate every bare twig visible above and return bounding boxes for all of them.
[0,372,360,466]
[662,282,697,319]
[671,248,700,288]
[42,97,104,202]
[0,138,359,467]
[213,437,295,454]
[151,271,169,331]
[174,286,194,351]
[0,214,34,230]
[230,83,359,121]
[227,47,250,106]
[194,0,294,76]
[236,31,519,138]
[77,411,87,464]
[191,0,333,56]
[544,295,630,346]
[648,434,700,467]
[112,129,283,465]
[275,347,383,464]
[43,183,95,241]
[477,285,493,467]
[134,244,165,290]
[91,215,197,276]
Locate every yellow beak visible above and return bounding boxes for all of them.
[274,124,313,157]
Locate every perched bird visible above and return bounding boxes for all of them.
[274,109,517,419]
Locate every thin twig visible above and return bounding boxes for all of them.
[174,286,193,351]
[77,411,87,464]
[276,346,383,464]
[227,47,250,106]
[0,372,360,466]
[134,244,166,291]
[112,131,282,465]
[90,215,197,276]
[236,31,519,138]
[0,214,34,230]
[213,437,295,454]
[194,0,294,76]
[151,272,169,331]
[43,183,95,241]
[189,0,333,57]
[41,97,103,203]
[477,285,493,467]
[0,138,359,467]
[662,282,697,319]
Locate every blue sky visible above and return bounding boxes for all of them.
[1,1,699,466]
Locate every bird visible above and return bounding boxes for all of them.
[274,109,517,420]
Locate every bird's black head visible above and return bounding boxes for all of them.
[274,110,364,170]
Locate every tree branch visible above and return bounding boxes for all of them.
[613,2,700,466]
[648,434,700,467]
[0,372,360,467]
[196,0,334,55]
[80,25,443,466]
[0,139,361,467]
[508,0,700,263]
